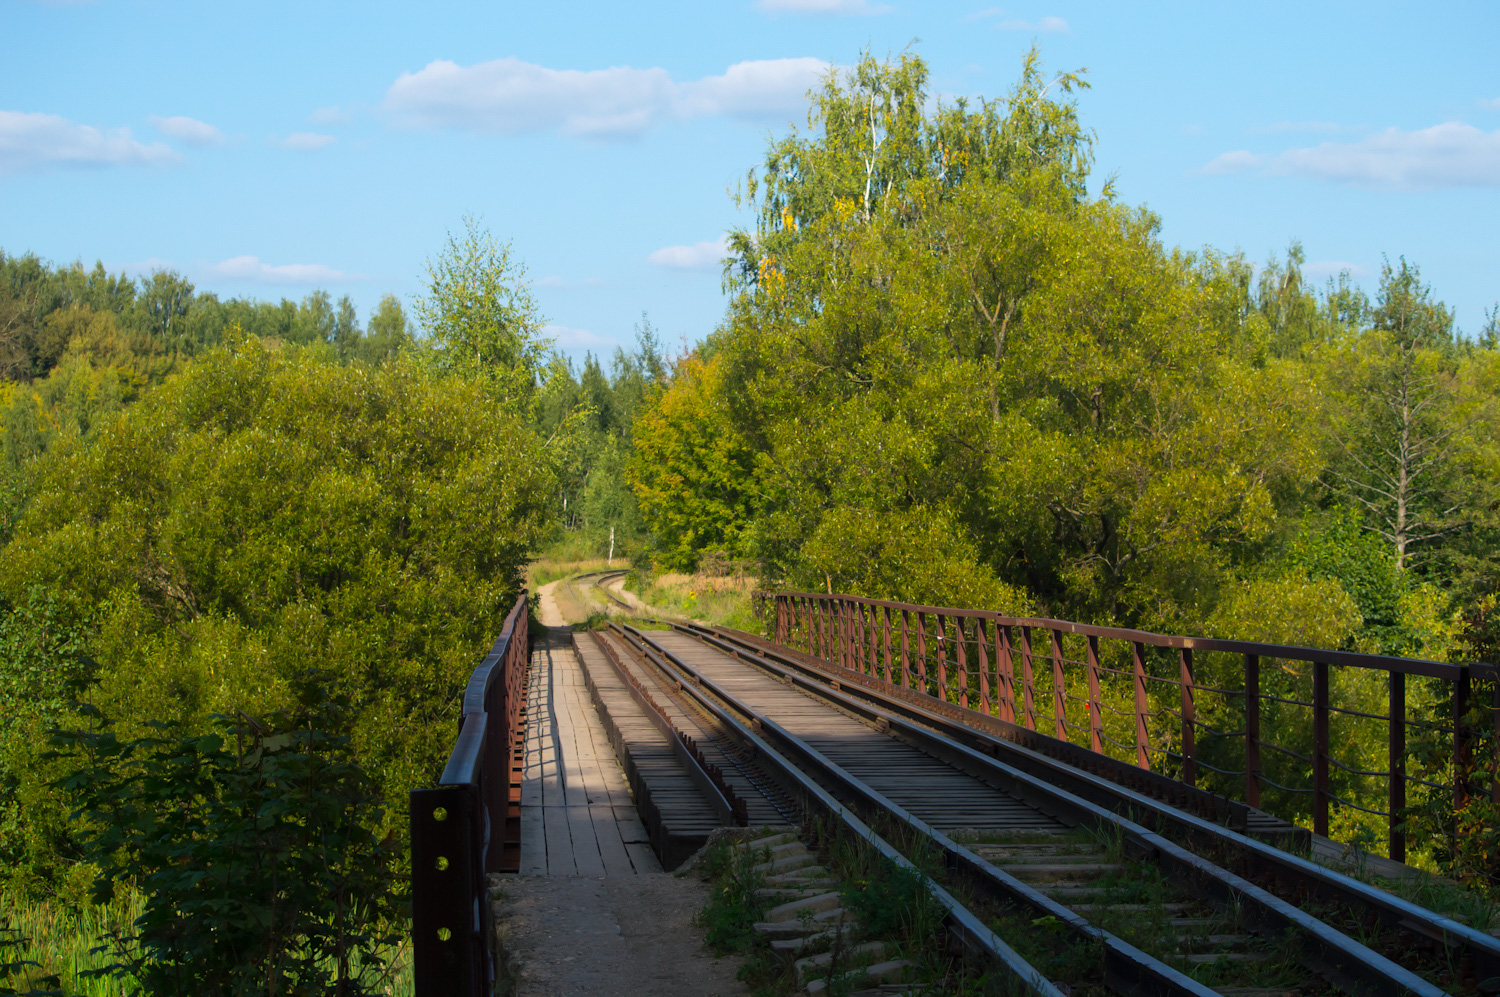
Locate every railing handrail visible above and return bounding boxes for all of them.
[437,594,528,786]
[413,589,531,996]
[768,590,1478,679]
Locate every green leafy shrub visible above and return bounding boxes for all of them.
[51,692,402,996]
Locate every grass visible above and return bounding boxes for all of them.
[526,556,612,589]
[1,890,413,996]
[692,820,1020,997]
[1,892,141,996]
[641,571,760,630]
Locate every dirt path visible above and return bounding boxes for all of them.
[536,579,570,627]
[494,874,747,996]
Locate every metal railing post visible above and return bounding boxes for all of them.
[1132,641,1149,769]
[1389,670,1406,864]
[1245,653,1261,808]
[1085,635,1102,754]
[1314,660,1330,837]
[1179,648,1196,786]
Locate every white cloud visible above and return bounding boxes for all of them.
[543,323,617,351]
[276,132,336,151]
[1205,122,1500,190]
[309,105,352,126]
[963,7,1003,21]
[1481,97,1500,111]
[994,15,1069,32]
[648,234,730,270]
[207,256,358,284]
[1305,260,1372,281]
[1197,150,1264,176]
[383,56,829,141]
[148,115,225,147]
[754,0,891,13]
[0,110,179,174]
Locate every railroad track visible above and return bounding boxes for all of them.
[561,569,632,615]
[602,619,1500,997]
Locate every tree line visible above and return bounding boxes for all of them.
[2,42,1500,988]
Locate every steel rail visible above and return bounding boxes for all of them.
[691,622,1500,987]
[567,569,632,612]
[602,624,1064,997]
[612,625,1238,997]
[585,630,744,826]
[657,623,1449,997]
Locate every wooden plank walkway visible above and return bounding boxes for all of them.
[519,628,662,876]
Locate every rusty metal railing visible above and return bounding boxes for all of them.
[410,591,529,995]
[758,590,1498,865]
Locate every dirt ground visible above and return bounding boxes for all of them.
[536,579,569,627]
[493,873,748,996]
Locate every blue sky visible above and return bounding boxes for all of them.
[4,0,1497,363]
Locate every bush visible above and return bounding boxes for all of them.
[50,690,402,996]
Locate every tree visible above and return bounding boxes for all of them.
[728,46,1091,289]
[0,334,553,889]
[1325,256,1465,574]
[138,269,194,353]
[361,293,409,362]
[414,216,549,409]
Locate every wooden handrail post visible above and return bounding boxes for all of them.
[1245,653,1261,808]
[1389,670,1406,864]
[1313,659,1330,838]
[1179,648,1196,786]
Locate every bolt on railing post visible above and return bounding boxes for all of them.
[1051,628,1066,742]
[1389,670,1406,864]
[1245,653,1261,808]
[1313,659,1330,838]
[1132,641,1149,769]
[1179,648,1196,787]
[1020,626,1036,731]
[1085,634,1102,754]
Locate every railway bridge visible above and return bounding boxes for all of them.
[411,573,1500,996]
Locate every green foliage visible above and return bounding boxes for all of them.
[0,925,62,997]
[51,695,402,996]
[414,215,548,408]
[0,334,551,890]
